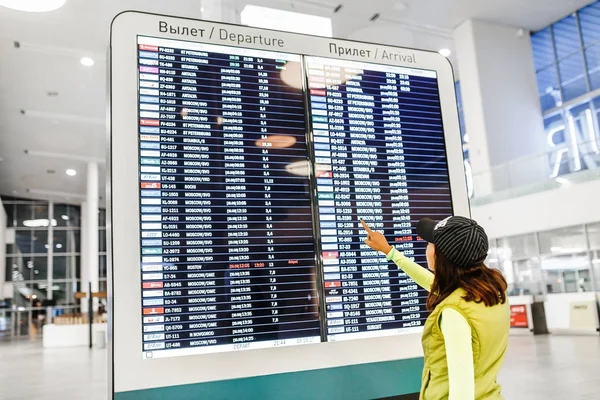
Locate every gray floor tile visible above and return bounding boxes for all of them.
[0,335,599,399]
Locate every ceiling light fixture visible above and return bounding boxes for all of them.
[23,219,58,228]
[66,169,77,176]
[241,5,333,37]
[80,57,94,67]
[0,0,66,12]
[438,49,451,57]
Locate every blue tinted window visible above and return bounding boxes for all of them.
[559,53,588,100]
[531,28,555,71]
[586,43,600,90]
[537,66,561,111]
[544,113,566,146]
[580,2,600,46]
[455,82,466,136]
[553,16,581,59]
[455,81,463,110]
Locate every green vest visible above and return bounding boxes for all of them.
[420,288,510,400]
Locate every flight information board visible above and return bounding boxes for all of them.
[305,57,453,341]
[133,35,456,359]
[137,36,321,359]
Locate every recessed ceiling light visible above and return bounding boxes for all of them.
[438,48,451,57]
[0,0,66,12]
[66,169,77,176]
[80,57,95,67]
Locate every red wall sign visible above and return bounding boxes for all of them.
[510,305,529,328]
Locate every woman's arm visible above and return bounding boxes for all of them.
[361,219,434,291]
[440,308,475,400]
[386,247,434,291]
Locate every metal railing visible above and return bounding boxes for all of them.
[470,139,600,206]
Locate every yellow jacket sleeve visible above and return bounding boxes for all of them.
[386,246,434,291]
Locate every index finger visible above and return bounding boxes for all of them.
[360,219,373,233]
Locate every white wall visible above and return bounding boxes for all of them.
[0,199,6,299]
[472,178,600,239]
[454,20,548,195]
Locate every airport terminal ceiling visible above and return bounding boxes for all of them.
[0,0,595,205]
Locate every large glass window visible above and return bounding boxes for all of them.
[488,222,600,295]
[540,252,591,293]
[538,225,588,254]
[53,204,81,228]
[495,234,543,295]
[559,53,588,101]
[53,230,81,254]
[586,43,600,90]
[591,249,600,290]
[3,200,107,300]
[99,254,107,279]
[552,16,581,59]
[511,258,544,295]
[532,28,555,71]
[454,80,472,198]
[2,198,108,340]
[537,65,562,111]
[580,2,600,46]
[497,233,538,259]
[533,1,600,161]
[7,255,49,281]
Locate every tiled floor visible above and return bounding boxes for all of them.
[499,335,600,400]
[0,335,599,399]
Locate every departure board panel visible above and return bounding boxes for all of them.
[305,56,453,341]
[137,36,321,359]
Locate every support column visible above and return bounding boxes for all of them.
[87,163,99,311]
[200,0,240,24]
[80,201,89,312]
[454,20,548,196]
[0,201,6,299]
[47,202,54,301]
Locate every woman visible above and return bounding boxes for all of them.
[361,216,509,400]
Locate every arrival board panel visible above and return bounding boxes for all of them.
[137,36,321,359]
[305,56,454,341]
